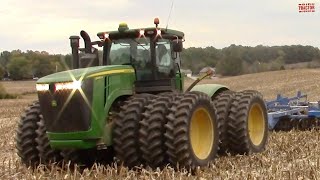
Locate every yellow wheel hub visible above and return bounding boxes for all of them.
[190,107,214,160]
[248,103,265,146]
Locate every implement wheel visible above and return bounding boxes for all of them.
[273,116,292,131]
[227,90,268,154]
[165,92,218,170]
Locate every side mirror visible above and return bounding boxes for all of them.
[172,39,183,52]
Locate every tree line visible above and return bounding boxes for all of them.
[0,50,73,80]
[181,44,320,76]
[1,44,320,80]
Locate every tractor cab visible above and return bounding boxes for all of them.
[70,18,184,93]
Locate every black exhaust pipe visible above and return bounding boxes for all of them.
[80,30,92,53]
[69,36,80,69]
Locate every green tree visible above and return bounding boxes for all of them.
[0,51,11,76]
[63,54,73,69]
[32,59,56,77]
[216,55,243,76]
[0,66,4,79]
[8,56,33,80]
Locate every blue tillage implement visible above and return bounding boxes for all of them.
[266,91,320,131]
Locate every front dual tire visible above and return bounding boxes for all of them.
[15,101,62,168]
[113,92,219,170]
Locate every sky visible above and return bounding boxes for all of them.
[0,0,319,54]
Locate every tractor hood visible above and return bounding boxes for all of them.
[37,65,135,83]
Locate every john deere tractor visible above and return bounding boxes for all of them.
[15,19,268,170]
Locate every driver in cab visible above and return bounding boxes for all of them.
[156,44,173,75]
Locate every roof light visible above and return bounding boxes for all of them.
[98,34,104,39]
[154,18,160,27]
[119,22,128,28]
[156,29,161,35]
[118,23,129,32]
[105,33,109,39]
[139,29,145,37]
[98,33,109,40]
[55,81,82,91]
[36,84,49,91]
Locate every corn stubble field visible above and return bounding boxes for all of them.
[1,69,320,179]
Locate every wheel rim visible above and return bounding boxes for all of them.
[248,103,265,146]
[190,107,214,160]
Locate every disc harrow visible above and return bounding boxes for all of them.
[266,91,320,131]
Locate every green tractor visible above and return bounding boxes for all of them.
[15,18,268,170]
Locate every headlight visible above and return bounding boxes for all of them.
[55,81,82,91]
[36,84,49,91]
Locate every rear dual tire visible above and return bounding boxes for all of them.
[165,92,218,170]
[213,90,235,154]
[227,90,268,154]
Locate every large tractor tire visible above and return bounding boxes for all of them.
[213,90,235,154]
[16,101,61,167]
[15,102,41,167]
[139,93,177,168]
[113,94,155,168]
[227,90,268,154]
[165,92,218,170]
[36,118,62,165]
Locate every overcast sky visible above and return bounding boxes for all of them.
[0,0,319,54]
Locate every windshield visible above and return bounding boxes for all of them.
[109,38,151,69]
[108,37,175,80]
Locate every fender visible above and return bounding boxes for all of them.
[190,84,229,99]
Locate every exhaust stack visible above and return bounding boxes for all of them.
[69,36,80,69]
[80,30,92,53]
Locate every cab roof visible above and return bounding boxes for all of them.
[97,24,184,40]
